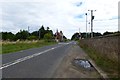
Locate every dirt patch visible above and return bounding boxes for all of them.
[53,44,102,79]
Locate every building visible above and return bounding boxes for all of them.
[54,29,64,42]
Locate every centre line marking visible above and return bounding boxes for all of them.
[1,42,72,70]
[0,45,63,70]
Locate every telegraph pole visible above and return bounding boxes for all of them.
[85,13,87,38]
[88,10,96,38]
[79,28,81,39]
[28,26,30,37]
[88,22,90,37]
[39,27,40,39]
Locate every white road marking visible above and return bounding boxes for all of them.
[58,42,73,45]
[0,45,66,70]
[51,48,55,49]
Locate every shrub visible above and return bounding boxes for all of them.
[27,36,38,40]
[44,33,53,42]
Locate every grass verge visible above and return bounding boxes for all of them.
[1,40,56,54]
[79,41,118,79]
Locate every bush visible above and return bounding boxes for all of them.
[27,36,38,40]
[44,33,53,42]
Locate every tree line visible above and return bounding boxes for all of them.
[1,25,54,41]
[71,31,120,40]
[1,25,120,41]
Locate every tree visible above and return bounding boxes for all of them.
[93,32,102,37]
[31,31,39,37]
[46,30,53,36]
[45,27,53,36]
[15,30,29,40]
[30,31,39,40]
[103,31,113,36]
[71,32,102,39]
[81,33,86,38]
[63,36,67,39]
[71,33,80,40]
[44,33,53,42]
[47,27,49,30]
[27,35,38,40]
[39,25,46,39]
[2,32,15,41]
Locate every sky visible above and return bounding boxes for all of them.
[0,0,119,39]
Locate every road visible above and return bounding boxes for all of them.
[1,41,76,78]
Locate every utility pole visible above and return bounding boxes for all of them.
[28,26,30,37]
[79,28,81,39]
[85,13,87,38]
[88,10,96,38]
[39,28,40,39]
[88,22,90,37]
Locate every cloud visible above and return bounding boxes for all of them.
[75,14,84,19]
[75,2,83,7]
[0,0,119,39]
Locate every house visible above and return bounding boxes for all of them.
[54,29,63,42]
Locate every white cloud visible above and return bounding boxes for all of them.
[0,0,119,39]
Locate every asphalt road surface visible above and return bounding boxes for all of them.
[1,41,76,78]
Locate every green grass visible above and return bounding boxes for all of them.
[79,41,118,78]
[1,40,56,54]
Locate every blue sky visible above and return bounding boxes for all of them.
[0,0,119,39]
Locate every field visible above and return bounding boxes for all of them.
[1,40,56,54]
